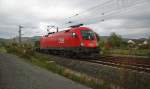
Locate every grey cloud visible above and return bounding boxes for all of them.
[0,0,150,38]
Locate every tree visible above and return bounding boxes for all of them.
[108,32,124,48]
[148,36,150,49]
[148,36,150,42]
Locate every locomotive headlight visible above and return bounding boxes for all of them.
[80,42,84,46]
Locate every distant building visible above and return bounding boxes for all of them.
[138,44,142,46]
[143,40,148,45]
[128,40,135,44]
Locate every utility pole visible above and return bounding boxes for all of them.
[18,25,23,43]
[56,27,59,32]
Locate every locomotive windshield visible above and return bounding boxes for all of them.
[80,30,95,40]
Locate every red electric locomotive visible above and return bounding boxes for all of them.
[39,25,100,56]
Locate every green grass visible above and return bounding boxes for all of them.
[109,49,150,57]
[4,43,149,89]
[24,53,111,89]
[0,46,7,53]
[2,43,111,89]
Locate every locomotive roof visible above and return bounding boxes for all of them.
[43,27,92,37]
[71,27,91,30]
[58,27,92,32]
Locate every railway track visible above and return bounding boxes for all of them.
[39,51,150,73]
[84,56,150,73]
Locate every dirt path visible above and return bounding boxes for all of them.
[0,53,91,89]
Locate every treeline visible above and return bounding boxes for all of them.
[99,32,150,49]
[99,32,150,56]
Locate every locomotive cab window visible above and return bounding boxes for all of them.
[80,30,95,40]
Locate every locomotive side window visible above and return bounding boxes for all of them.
[45,35,49,37]
[72,32,77,38]
[80,30,95,40]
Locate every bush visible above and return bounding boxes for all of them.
[147,51,150,57]
[5,43,35,59]
[107,32,128,49]
[99,40,110,55]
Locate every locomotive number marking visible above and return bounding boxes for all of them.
[89,42,94,46]
[58,38,64,43]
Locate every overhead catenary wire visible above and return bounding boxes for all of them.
[66,0,112,19]
[60,0,150,28]
[74,0,150,26]
[0,24,41,39]
[69,0,149,19]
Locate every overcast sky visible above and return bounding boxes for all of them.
[0,0,150,39]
